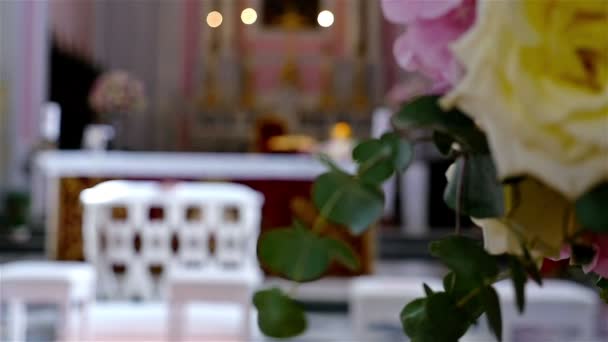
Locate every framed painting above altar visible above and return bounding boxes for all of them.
[262,0,320,28]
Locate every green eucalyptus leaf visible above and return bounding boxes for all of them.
[313,171,384,234]
[575,183,608,232]
[253,288,307,338]
[258,226,331,282]
[508,256,527,313]
[480,286,503,342]
[352,138,394,185]
[430,236,499,284]
[352,139,390,163]
[357,162,394,186]
[597,277,608,303]
[521,244,543,286]
[443,272,484,323]
[423,283,434,296]
[324,237,360,271]
[352,133,413,185]
[380,132,414,171]
[433,131,455,155]
[444,154,505,218]
[394,95,489,153]
[401,293,470,342]
[443,272,456,293]
[426,293,470,341]
[401,298,428,338]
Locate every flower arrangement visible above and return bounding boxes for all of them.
[89,70,146,116]
[253,1,608,341]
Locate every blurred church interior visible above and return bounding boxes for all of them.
[0,1,606,341]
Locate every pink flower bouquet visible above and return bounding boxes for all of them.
[89,70,146,116]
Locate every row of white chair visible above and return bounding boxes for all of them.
[2,180,265,341]
[1,180,605,341]
[350,276,602,342]
[2,271,602,341]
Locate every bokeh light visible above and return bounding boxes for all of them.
[241,8,258,25]
[317,10,334,28]
[206,11,223,28]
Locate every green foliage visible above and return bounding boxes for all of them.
[254,95,554,342]
[312,171,384,235]
[401,293,470,342]
[430,236,499,284]
[324,237,360,271]
[401,238,543,342]
[398,237,509,342]
[442,272,484,322]
[480,286,503,342]
[2,191,30,228]
[575,182,608,232]
[443,155,505,218]
[258,223,360,282]
[253,288,307,338]
[520,243,543,285]
[597,278,608,303]
[394,95,489,154]
[256,133,414,339]
[432,131,455,155]
[259,225,330,282]
[508,256,527,313]
[352,138,393,184]
[380,133,414,172]
[353,133,413,185]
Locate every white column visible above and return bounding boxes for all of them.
[401,161,431,236]
[1,0,49,190]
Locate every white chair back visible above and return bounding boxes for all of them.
[80,180,264,301]
[482,280,601,342]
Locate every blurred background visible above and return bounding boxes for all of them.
[1,0,451,256]
[0,1,606,341]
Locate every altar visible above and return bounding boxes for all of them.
[32,151,372,276]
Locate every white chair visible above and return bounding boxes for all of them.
[0,261,95,342]
[349,276,442,342]
[80,180,264,341]
[489,279,601,342]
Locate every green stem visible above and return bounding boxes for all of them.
[312,188,345,233]
[357,150,391,177]
[290,187,346,287]
[456,270,511,308]
[455,156,468,235]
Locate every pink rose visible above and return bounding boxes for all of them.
[382,0,476,91]
[551,236,608,278]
